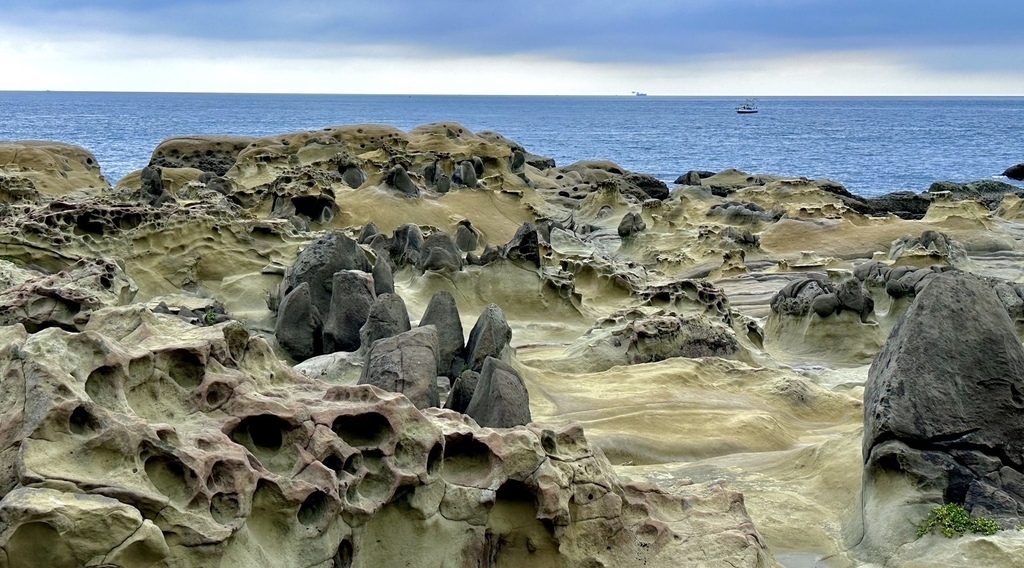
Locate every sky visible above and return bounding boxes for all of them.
[1,1,1023,95]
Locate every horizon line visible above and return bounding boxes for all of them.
[2,89,1023,98]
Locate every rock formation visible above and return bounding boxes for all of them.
[13,119,1024,566]
[860,272,1024,559]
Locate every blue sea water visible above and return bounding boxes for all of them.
[0,91,1021,198]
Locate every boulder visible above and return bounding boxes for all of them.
[674,170,715,185]
[385,164,419,197]
[454,221,478,252]
[861,271,1024,553]
[617,212,646,238]
[371,255,395,296]
[419,291,466,379]
[139,166,175,207]
[359,293,411,350]
[1004,163,1024,181]
[358,326,440,409]
[274,282,322,361]
[443,369,480,413]
[323,270,376,353]
[463,357,532,428]
[501,223,541,267]
[389,223,424,267]
[464,304,512,372]
[454,160,478,188]
[417,232,463,273]
[280,232,372,319]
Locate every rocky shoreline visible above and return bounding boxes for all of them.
[1,125,1023,567]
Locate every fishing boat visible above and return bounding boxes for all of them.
[632,91,648,97]
[736,99,758,114]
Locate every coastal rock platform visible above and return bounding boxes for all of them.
[3,123,1024,566]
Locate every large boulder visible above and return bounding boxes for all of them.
[274,282,322,361]
[359,293,411,350]
[860,272,1024,557]
[279,232,372,319]
[358,326,440,409]
[464,304,512,372]
[418,290,466,379]
[1004,163,1024,181]
[323,270,376,353]
[463,357,532,428]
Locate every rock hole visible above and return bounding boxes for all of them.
[322,454,343,473]
[69,405,100,435]
[6,522,74,568]
[540,431,557,455]
[332,412,393,449]
[158,349,205,390]
[298,490,330,526]
[85,365,120,409]
[144,454,192,504]
[232,414,291,453]
[205,382,231,408]
[334,539,354,568]
[441,434,492,485]
[342,453,362,476]
[426,442,443,476]
[211,492,240,524]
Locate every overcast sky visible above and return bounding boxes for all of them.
[2,1,1023,95]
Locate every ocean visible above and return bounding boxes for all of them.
[1,91,1021,198]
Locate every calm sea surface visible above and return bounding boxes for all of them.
[1,92,1021,197]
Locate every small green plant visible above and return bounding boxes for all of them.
[203,309,217,326]
[916,504,1000,538]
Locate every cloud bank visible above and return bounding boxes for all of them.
[2,1,1022,94]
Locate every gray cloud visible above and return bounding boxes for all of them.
[6,0,1023,67]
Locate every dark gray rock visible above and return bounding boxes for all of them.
[810,293,841,318]
[140,166,175,207]
[454,160,478,188]
[622,173,669,201]
[510,150,526,173]
[617,212,646,238]
[501,223,541,267]
[770,276,832,317]
[854,260,891,282]
[471,156,484,177]
[274,282,322,361]
[1004,163,1024,181]
[371,255,394,296]
[864,271,1024,524]
[385,164,419,197]
[928,179,1023,208]
[280,231,372,320]
[389,223,424,267]
[444,370,480,414]
[323,270,376,353]
[358,222,379,245]
[433,172,451,193]
[339,165,367,188]
[419,291,465,379]
[464,304,512,372]
[463,357,532,428]
[524,152,555,170]
[674,170,715,184]
[418,232,463,273]
[358,326,440,409]
[454,221,478,252]
[836,279,874,322]
[359,293,411,350]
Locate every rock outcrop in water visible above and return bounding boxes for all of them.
[6,120,1024,566]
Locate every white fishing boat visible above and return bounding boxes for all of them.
[736,98,758,114]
